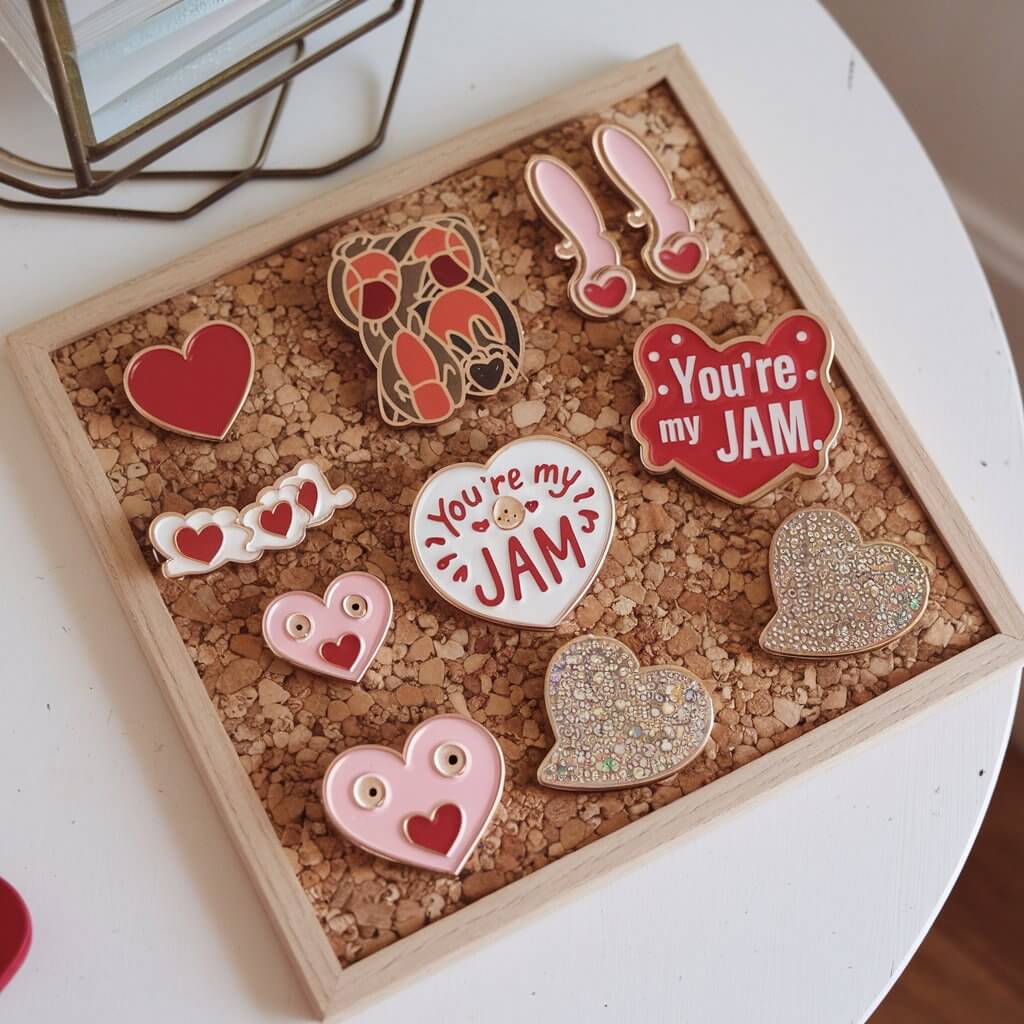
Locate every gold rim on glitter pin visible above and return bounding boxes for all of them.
[759,507,931,658]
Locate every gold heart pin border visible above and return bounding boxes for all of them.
[538,634,714,791]
[759,507,931,658]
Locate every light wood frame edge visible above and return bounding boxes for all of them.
[7,45,1023,1022]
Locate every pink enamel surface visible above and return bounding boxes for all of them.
[261,571,392,683]
[527,156,635,314]
[322,716,505,874]
[598,125,692,238]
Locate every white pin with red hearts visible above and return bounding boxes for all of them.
[149,460,355,578]
[410,436,616,628]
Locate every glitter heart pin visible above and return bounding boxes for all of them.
[322,715,505,875]
[759,508,930,657]
[538,635,714,791]
[409,436,616,629]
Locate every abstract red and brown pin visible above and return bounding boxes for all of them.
[328,214,524,428]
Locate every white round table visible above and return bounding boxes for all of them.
[2,2,1021,1021]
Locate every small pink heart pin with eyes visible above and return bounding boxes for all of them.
[262,572,393,684]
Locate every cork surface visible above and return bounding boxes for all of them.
[52,85,992,965]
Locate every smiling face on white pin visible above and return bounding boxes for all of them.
[149,507,259,578]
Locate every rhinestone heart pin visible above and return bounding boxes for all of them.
[262,571,393,684]
[322,715,505,875]
[538,635,714,791]
[759,508,930,658]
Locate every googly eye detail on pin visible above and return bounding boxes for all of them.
[285,613,314,640]
[353,774,388,809]
[261,571,394,684]
[433,742,470,777]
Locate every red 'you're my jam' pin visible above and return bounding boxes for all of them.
[630,311,842,504]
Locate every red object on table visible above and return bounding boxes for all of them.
[0,877,31,992]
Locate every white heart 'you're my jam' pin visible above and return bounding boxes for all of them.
[409,436,616,629]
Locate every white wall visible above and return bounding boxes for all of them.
[825,0,1024,384]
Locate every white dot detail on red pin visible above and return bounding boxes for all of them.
[796,330,808,342]
[648,351,660,362]
[657,385,669,395]
[806,369,818,380]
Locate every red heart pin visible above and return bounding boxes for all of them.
[123,321,254,440]
[259,502,293,537]
[0,878,31,993]
[405,803,463,854]
[320,633,362,670]
[583,275,628,310]
[173,524,223,564]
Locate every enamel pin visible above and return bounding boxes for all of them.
[149,506,260,578]
[592,123,708,285]
[538,635,714,791]
[631,311,842,505]
[149,460,355,578]
[759,508,930,658]
[328,214,524,428]
[262,572,393,684]
[239,483,313,552]
[524,154,636,319]
[322,715,505,875]
[409,436,616,629]
[123,320,255,440]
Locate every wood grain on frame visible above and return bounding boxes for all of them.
[8,47,1024,1021]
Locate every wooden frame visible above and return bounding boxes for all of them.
[8,46,1024,1021]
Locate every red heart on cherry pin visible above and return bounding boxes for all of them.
[583,275,628,310]
[659,241,703,276]
[0,878,31,993]
[123,320,254,440]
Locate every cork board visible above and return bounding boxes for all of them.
[13,49,1023,1020]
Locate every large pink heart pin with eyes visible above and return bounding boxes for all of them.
[262,572,393,684]
[322,715,505,874]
